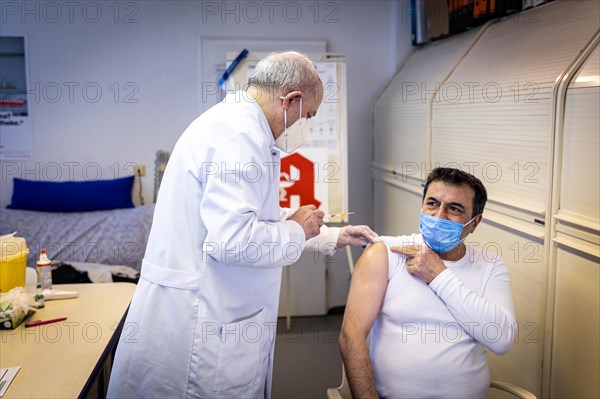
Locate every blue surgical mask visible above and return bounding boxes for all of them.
[419,213,477,253]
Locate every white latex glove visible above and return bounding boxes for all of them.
[336,225,379,248]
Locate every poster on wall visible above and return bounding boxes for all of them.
[238,61,339,156]
[0,36,33,160]
[302,62,340,155]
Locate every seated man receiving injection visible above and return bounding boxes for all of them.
[339,167,516,399]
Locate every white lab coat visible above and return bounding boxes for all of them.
[107,92,339,399]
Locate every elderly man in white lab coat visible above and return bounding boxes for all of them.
[107,51,377,399]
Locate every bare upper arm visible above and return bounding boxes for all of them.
[341,242,390,339]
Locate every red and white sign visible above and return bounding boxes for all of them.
[279,149,329,213]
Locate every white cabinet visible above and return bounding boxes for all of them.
[372,2,599,397]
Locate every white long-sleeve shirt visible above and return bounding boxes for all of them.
[370,234,516,399]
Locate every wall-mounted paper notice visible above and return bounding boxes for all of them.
[0,36,33,160]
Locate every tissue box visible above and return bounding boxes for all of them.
[0,308,35,329]
[0,287,37,329]
[0,234,29,293]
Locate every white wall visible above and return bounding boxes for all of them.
[0,0,412,235]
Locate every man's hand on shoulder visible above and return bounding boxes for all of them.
[390,244,446,284]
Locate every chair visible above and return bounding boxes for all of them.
[326,366,537,399]
[488,381,537,399]
[326,365,351,399]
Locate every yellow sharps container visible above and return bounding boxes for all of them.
[0,233,29,293]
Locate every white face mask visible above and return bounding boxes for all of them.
[275,96,308,153]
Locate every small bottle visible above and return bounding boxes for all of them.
[35,283,45,308]
[37,249,53,290]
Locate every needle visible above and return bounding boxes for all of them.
[326,212,355,218]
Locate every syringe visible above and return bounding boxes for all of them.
[326,212,355,218]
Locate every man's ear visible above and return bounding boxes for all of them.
[281,90,303,110]
[471,214,483,232]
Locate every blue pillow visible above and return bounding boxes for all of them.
[8,176,135,212]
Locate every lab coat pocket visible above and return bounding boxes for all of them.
[213,308,268,392]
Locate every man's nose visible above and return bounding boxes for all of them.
[434,206,449,219]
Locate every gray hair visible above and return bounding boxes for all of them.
[248,51,321,95]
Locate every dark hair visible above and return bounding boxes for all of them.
[422,167,488,218]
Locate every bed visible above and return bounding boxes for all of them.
[0,152,170,279]
[0,204,154,272]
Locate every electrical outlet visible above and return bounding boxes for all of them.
[134,164,146,177]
